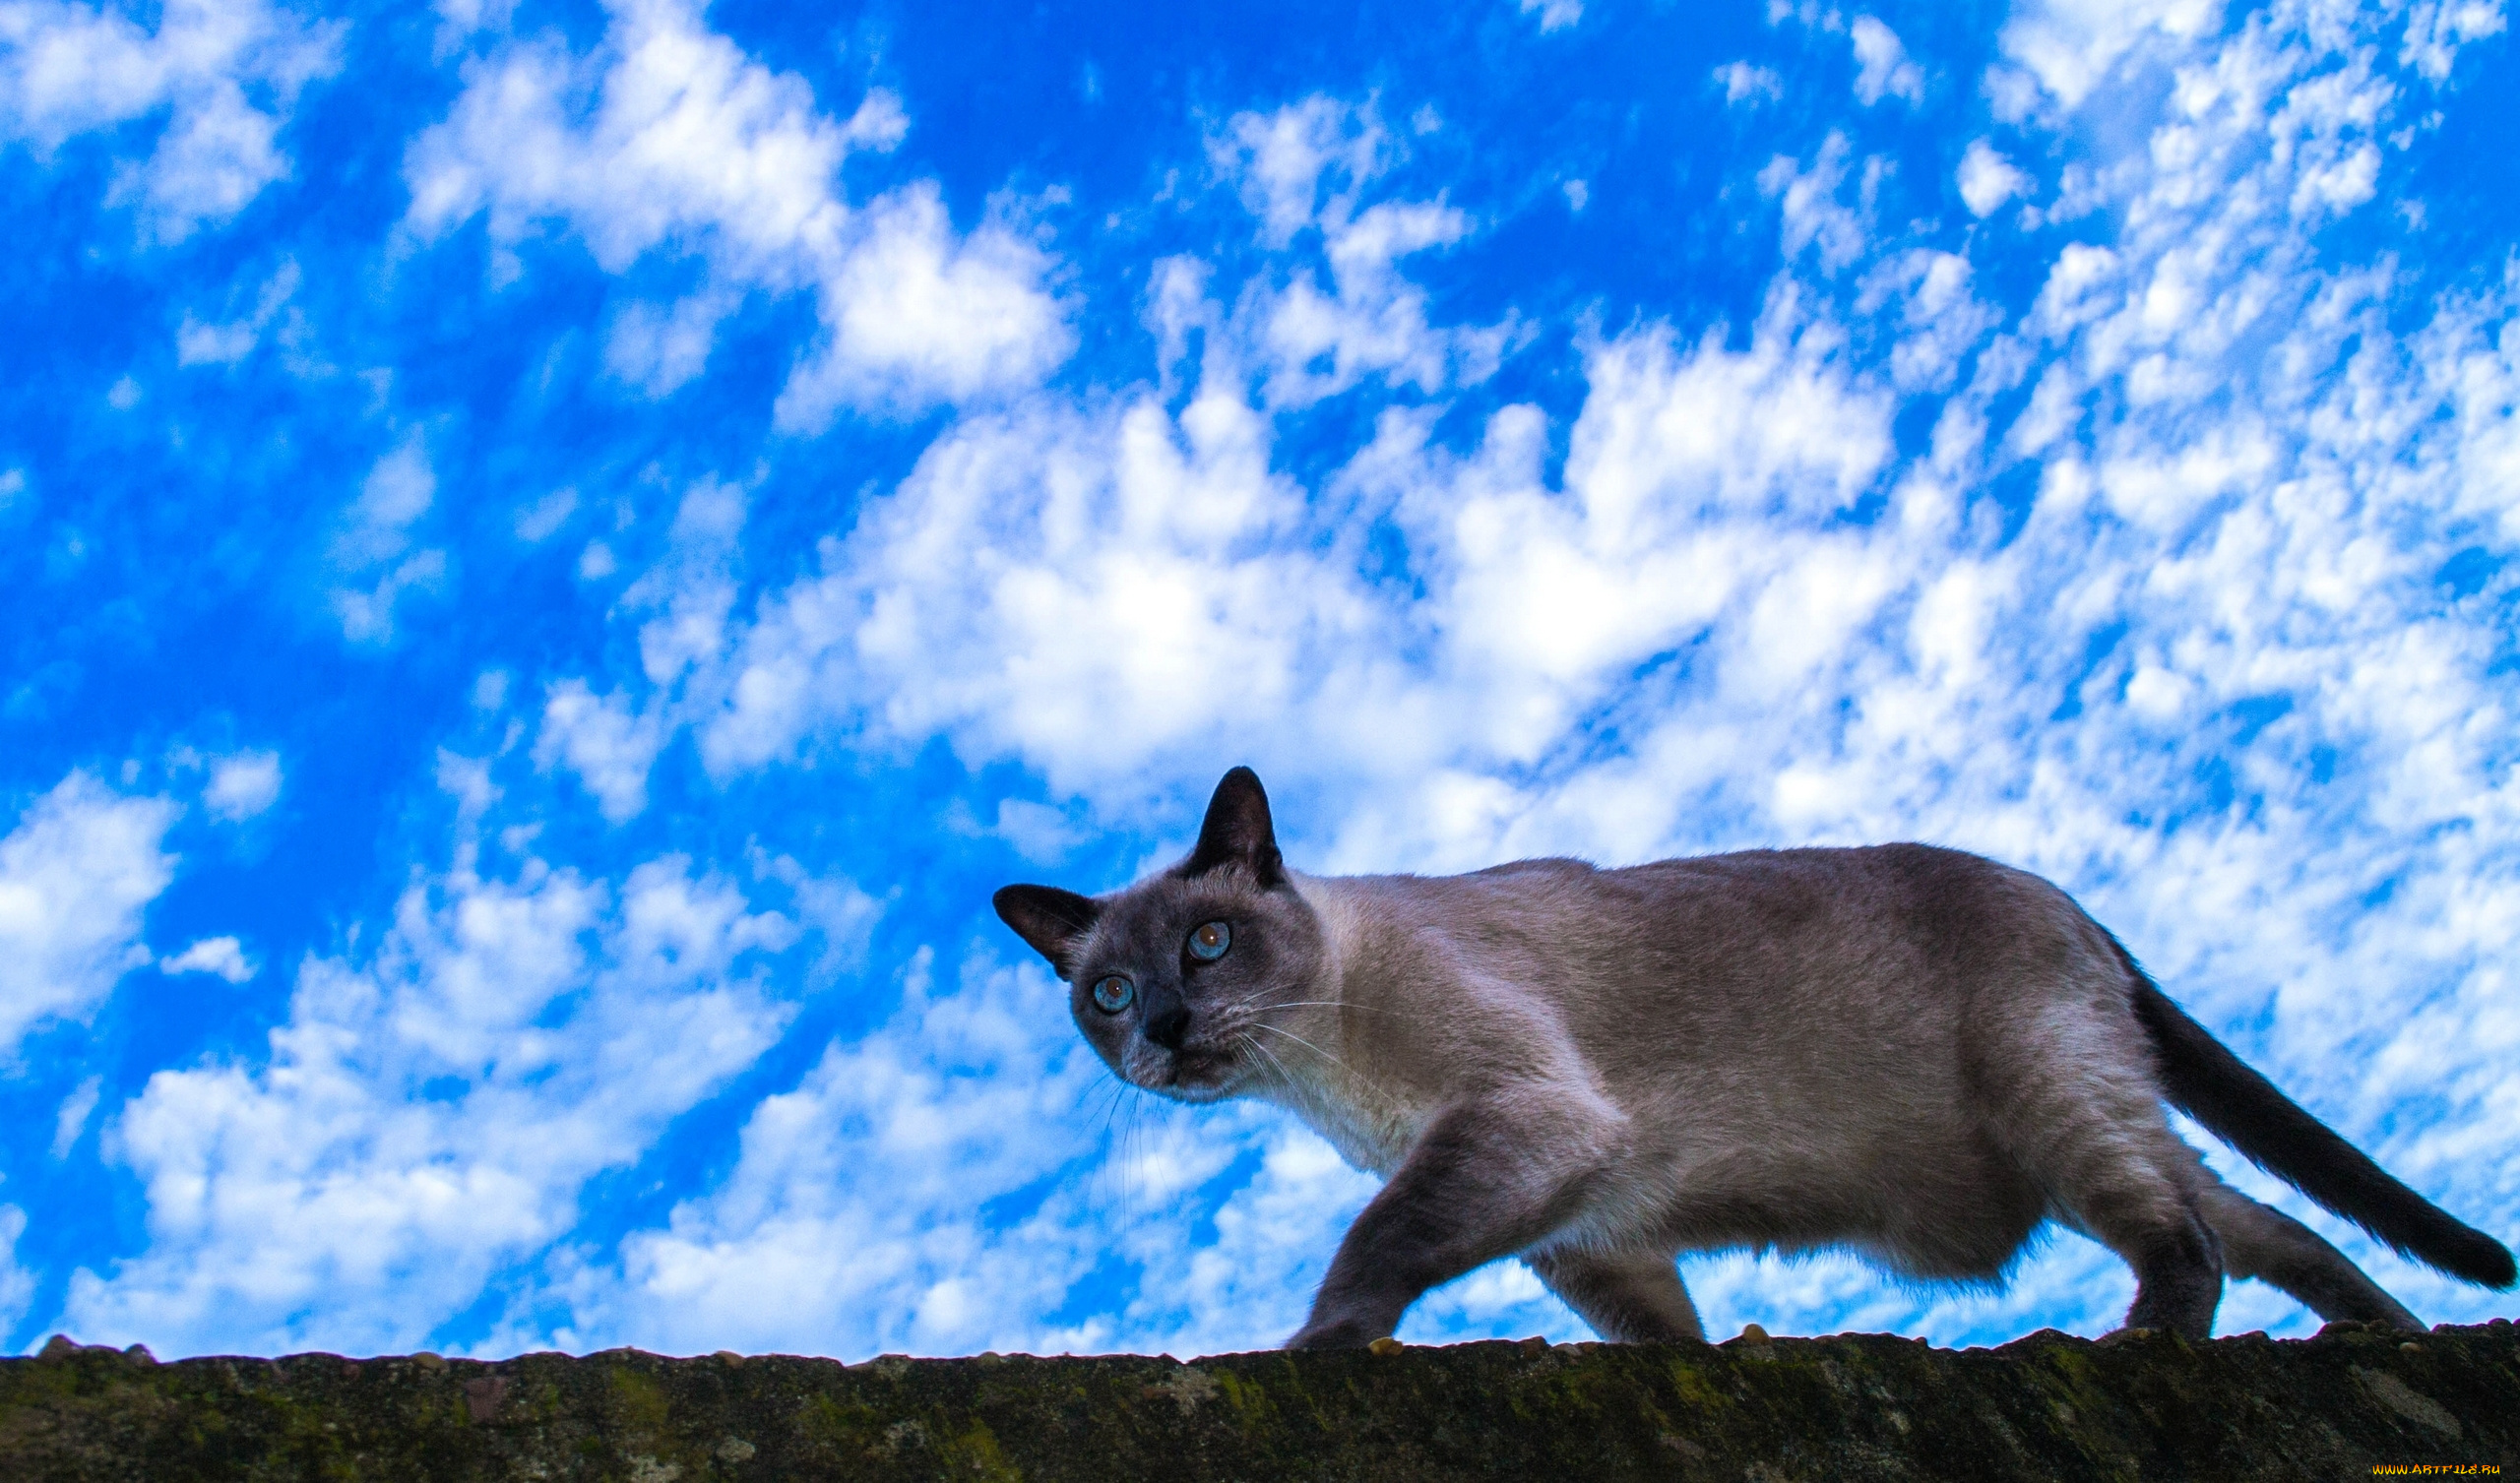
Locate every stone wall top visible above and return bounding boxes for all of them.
[3,1321,2514,1481]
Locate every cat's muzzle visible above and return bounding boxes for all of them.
[1132,1041,1241,1102]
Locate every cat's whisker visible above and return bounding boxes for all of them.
[1260,997,1426,1028]
[1251,1020,1352,1074]
[1115,1087,1149,1224]
[1087,1073,1137,1213]
[1242,1033,1298,1090]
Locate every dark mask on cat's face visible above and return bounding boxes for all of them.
[994,768,1329,1101]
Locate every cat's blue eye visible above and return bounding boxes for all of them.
[1091,975,1135,1014]
[1187,920,1231,961]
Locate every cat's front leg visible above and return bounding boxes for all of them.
[1288,1094,1614,1349]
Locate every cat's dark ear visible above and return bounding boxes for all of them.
[1182,766,1285,886]
[993,885,1102,975]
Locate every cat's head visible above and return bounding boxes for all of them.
[993,767,1330,1103]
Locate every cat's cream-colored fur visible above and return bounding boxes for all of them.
[995,769,2513,1347]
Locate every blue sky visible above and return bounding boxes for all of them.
[1,0,2515,1360]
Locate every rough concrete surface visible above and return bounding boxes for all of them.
[2,1320,2513,1481]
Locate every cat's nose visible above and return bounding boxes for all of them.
[1142,984,1190,1049]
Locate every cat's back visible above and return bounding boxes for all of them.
[1607,840,2049,939]
[1388,840,2047,940]
[1603,841,2092,989]
[1346,841,2093,1029]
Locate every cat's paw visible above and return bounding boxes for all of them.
[1285,1317,1387,1350]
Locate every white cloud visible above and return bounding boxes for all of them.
[1251,197,1482,406]
[624,478,745,686]
[532,478,752,821]
[159,936,254,983]
[1198,98,1511,408]
[1715,61,1785,105]
[405,0,872,278]
[1850,16,1924,104]
[175,258,300,365]
[52,1074,102,1157]
[2028,250,2116,353]
[431,0,508,33]
[599,286,734,397]
[1995,0,2221,110]
[776,184,1075,428]
[203,749,281,820]
[1561,307,1894,526]
[1858,249,2002,392]
[2400,0,2506,80]
[991,799,1081,864]
[1518,0,1581,32]
[0,1205,33,1339]
[1759,132,1873,273]
[1207,94,1388,248]
[0,0,343,240]
[703,386,1339,788]
[405,0,1068,423]
[1765,0,1847,31]
[751,852,882,988]
[1957,138,2032,216]
[0,772,177,1058]
[65,852,805,1356]
[536,680,665,823]
[513,487,578,543]
[329,433,447,646]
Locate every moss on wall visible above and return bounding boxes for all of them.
[3,1322,2514,1481]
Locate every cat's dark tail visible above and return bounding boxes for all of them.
[2115,947,2516,1290]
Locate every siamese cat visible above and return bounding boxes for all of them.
[993,768,2514,1347]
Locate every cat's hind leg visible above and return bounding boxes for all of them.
[1984,1038,2226,1337]
[2113,1205,2224,1338]
[2031,1145,2226,1336]
[2198,1181,2422,1329]
[1525,1248,1704,1343]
